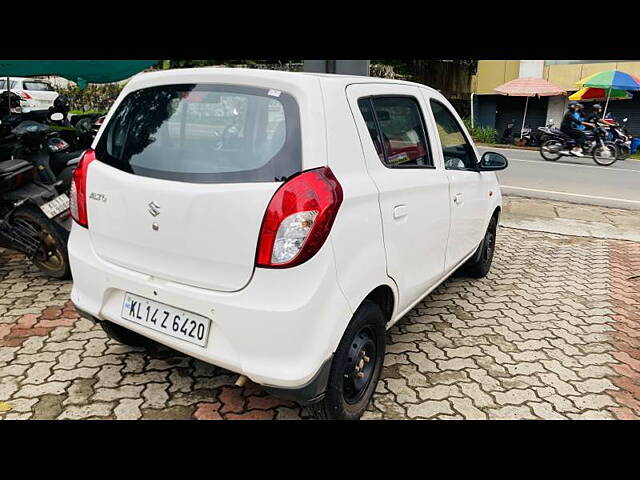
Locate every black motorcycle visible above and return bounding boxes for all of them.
[539,124,619,166]
[45,95,97,151]
[0,134,71,278]
[607,118,631,160]
[500,122,515,144]
[5,119,84,194]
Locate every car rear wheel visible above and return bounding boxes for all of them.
[311,300,385,420]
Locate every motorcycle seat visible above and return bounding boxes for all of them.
[0,158,31,175]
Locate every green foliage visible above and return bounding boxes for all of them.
[56,83,125,112]
[463,117,498,144]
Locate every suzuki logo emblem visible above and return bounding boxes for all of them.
[148,201,161,217]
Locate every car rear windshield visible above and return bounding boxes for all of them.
[95,84,302,183]
[0,80,17,89]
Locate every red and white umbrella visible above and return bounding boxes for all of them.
[494,77,565,138]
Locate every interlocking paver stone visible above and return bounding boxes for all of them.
[1,227,639,419]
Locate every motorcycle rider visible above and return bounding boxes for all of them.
[560,101,594,157]
[586,104,610,127]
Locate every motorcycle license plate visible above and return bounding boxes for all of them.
[40,194,70,219]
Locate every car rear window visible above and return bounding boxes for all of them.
[23,81,54,91]
[0,80,17,89]
[95,84,302,183]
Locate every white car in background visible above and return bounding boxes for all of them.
[0,77,59,111]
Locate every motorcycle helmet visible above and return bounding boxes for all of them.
[567,101,579,111]
[592,104,603,112]
[575,102,584,110]
[53,95,70,112]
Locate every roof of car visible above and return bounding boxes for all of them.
[127,67,441,95]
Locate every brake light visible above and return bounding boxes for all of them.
[70,149,96,227]
[256,167,343,268]
[17,91,31,100]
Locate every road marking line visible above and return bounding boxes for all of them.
[501,185,640,205]
[505,157,640,173]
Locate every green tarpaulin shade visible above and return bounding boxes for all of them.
[0,60,157,89]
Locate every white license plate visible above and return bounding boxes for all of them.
[121,293,211,347]
[40,194,70,219]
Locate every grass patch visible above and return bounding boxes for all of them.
[70,110,106,116]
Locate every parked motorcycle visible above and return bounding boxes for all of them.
[0,121,71,278]
[539,124,619,166]
[45,96,96,151]
[607,118,631,160]
[500,121,515,144]
[3,117,84,195]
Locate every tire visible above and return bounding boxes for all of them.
[592,142,618,166]
[463,215,497,279]
[13,207,71,279]
[311,300,386,420]
[540,139,562,161]
[100,320,156,348]
[616,143,630,160]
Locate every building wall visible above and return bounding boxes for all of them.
[519,60,544,78]
[546,96,566,126]
[474,60,640,94]
[473,60,640,132]
[475,61,520,95]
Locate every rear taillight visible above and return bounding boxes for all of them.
[256,167,343,268]
[70,149,96,228]
[17,91,31,100]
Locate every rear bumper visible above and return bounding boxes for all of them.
[68,224,352,392]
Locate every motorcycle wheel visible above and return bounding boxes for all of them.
[540,139,562,161]
[616,143,630,160]
[13,207,71,279]
[592,142,619,166]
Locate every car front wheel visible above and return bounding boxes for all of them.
[463,215,498,279]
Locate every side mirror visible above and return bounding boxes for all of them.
[479,151,508,171]
[50,112,64,121]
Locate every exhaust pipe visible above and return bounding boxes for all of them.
[234,375,248,387]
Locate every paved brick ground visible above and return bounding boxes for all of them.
[0,227,639,420]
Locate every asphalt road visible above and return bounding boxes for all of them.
[478,146,640,210]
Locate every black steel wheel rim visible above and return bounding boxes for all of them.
[343,326,377,405]
[483,225,496,263]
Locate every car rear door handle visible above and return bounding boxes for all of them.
[453,193,463,206]
[393,205,408,219]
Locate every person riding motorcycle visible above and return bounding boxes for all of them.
[586,104,610,127]
[560,101,594,157]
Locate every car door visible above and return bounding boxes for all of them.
[346,84,450,313]
[423,94,489,271]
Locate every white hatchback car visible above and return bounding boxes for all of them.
[0,77,59,111]
[68,68,507,419]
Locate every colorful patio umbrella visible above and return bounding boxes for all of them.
[577,70,640,116]
[569,87,631,101]
[494,77,565,138]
